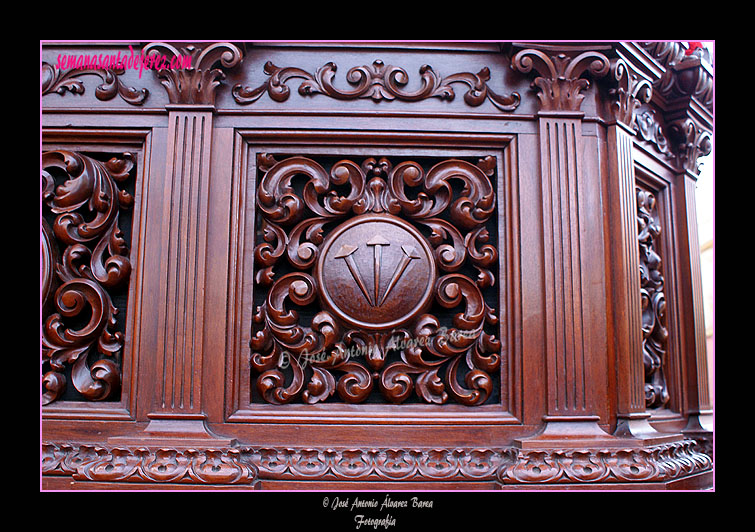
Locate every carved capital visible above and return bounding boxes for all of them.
[606,59,653,129]
[510,49,610,112]
[142,42,243,105]
[667,118,713,175]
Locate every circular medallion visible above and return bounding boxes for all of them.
[315,214,436,330]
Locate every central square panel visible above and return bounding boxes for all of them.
[247,151,504,407]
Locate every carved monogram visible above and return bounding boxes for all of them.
[41,150,135,404]
[636,188,670,410]
[251,154,501,406]
[233,60,520,111]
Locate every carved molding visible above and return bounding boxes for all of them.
[141,42,243,105]
[42,444,258,485]
[41,150,135,405]
[41,62,149,105]
[510,49,610,112]
[250,154,501,406]
[42,440,711,485]
[498,440,711,484]
[232,60,520,111]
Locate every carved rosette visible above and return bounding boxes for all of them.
[41,150,135,405]
[41,62,149,105]
[251,154,501,406]
[232,60,520,111]
[141,42,243,105]
[510,49,610,111]
[43,440,710,485]
[636,188,670,410]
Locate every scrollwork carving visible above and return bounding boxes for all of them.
[607,59,653,129]
[250,153,501,405]
[41,150,135,405]
[41,62,149,105]
[233,60,520,111]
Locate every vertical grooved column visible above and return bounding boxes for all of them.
[153,106,214,418]
[607,123,646,418]
[540,114,589,417]
[681,176,711,413]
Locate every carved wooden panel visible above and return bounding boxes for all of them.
[41,149,137,405]
[248,152,503,406]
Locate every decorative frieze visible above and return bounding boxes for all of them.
[42,440,711,485]
[232,60,521,111]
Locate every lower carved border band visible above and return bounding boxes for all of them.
[42,440,710,487]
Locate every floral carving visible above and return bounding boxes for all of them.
[41,150,135,404]
[510,49,610,111]
[232,60,520,111]
[635,109,672,157]
[667,118,713,175]
[636,188,670,410]
[41,62,149,105]
[251,154,501,406]
[141,42,243,105]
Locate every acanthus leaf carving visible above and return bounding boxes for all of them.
[511,49,610,112]
[141,42,243,105]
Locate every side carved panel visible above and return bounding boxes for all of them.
[249,154,502,406]
[41,150,136,405]
[636,187,670,410]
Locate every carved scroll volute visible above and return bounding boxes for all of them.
[141,42,243,105]
[511,49,610,112]
[607,59,653,130]
[42,150,134,405]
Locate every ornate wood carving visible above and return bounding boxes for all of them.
[41,62,149,105]
[42,443,258,485]
[607,59,653,129]
[42,439,710,485]
[667,117,713,175]
[510,49,610,112]
[635,109,673,157]
[141,42,243,105]
[41,150,135,404]
[636,188,670,410]
[251,154,501,406]
[232,60,521,111]
[639,42,713,111]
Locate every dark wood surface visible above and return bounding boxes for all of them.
[41,41,714,490]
